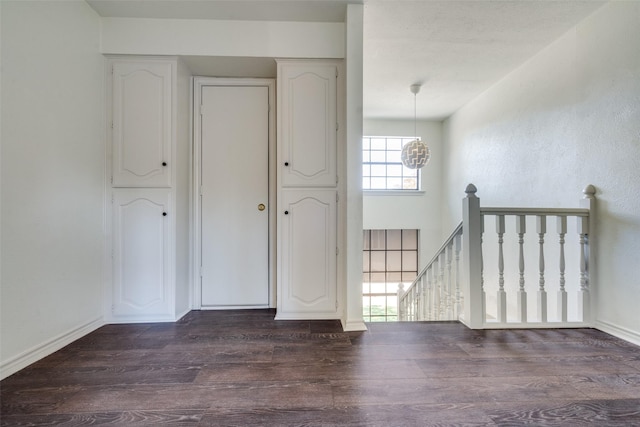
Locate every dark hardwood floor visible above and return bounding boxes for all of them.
[1,309,639,426]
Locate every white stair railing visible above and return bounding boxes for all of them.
[398,184,595,329]
[398,223,463,322]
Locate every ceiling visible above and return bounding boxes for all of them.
[86,0,606,120]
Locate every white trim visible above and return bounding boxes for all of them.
[0,317,104,380]
[175,307,191,322]
[201,305,270,311]
[187,69,195,311]
[191,77,277,310]
[341,319,368,332]
[595,319,640,346]
[275,312,341,321]
[481,322,592,329]
[106,315,180,324]
[364,190,426,196]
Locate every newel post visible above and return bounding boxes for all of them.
[462,184,484,329]
[578,185,596,324]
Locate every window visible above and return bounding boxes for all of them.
[363,136,420,190]
[363,229,419,322]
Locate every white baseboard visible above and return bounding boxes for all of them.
[105,309,193,324]
[341,318,368,332]
[595,319,640,346]
[175,307,191,321]
[106,316,180,324]
[0,316,104,380]
[274,313,340,321]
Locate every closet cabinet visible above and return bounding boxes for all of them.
[112,189,171,317]
[278,190,337,317]
[279,62,337,187]
[106,57,190,322]
[111,61,172,188]
[276,60,341,320]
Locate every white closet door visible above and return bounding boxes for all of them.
[279,63,337,187]
[200,85,270,307]
[112,61,172,187]
[278,189,337,317]
[112,189,171,317]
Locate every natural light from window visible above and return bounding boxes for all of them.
[363,229,419,322]
[363,136,420,191]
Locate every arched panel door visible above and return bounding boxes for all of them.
[279,63,337,188]
[112,61,172,187]
[278,189,337,318]
[112,189,171,317]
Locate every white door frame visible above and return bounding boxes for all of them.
[192,77,276,309]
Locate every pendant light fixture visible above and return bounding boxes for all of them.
[401,84,430,169]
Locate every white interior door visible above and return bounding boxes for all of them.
[200,85,269,307]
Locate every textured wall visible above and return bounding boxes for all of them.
[443,2,640,342]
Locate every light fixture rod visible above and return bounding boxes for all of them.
[410,84,421,140]
[414,91,417,139]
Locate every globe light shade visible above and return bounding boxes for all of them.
[401,139,430,169]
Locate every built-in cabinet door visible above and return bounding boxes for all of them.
[279,62,337,188]
[112,61,172,187]
[112,189,171,318]
[279,190,337,317]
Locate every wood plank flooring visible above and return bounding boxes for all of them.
[2,309,639,426]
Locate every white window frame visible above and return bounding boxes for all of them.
[362,136,421,192]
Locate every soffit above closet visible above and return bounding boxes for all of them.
[85,0,352,22]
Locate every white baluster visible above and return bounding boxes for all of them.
[397,283,405,321]
[439,251,446,320]
[425,265,433,320]
[431,265,436,320]
[516,215,527,323]
[480,215,486,324]
[454,233,462,319]
[415,286,420,321]
[422,275,428,321]
[432,265,437,320]
[446,241,454,319]
[421,276,428,321]
[430,260,436,320]
[557,216,568,322]
[433,258,441,320]
[405,294,410,321]
[537,215,547,323]
[416,278,422,321]
[578,216,590,322]
[496,215,507,322]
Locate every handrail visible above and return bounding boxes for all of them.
[403,221,463,296]
[480,207,589,217]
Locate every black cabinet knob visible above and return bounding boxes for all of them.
[162,162,167,166]
[284,210,289,215]
[284,162,289,166]
[162,212,167,216]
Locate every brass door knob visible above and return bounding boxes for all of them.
[258,204,266,211]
